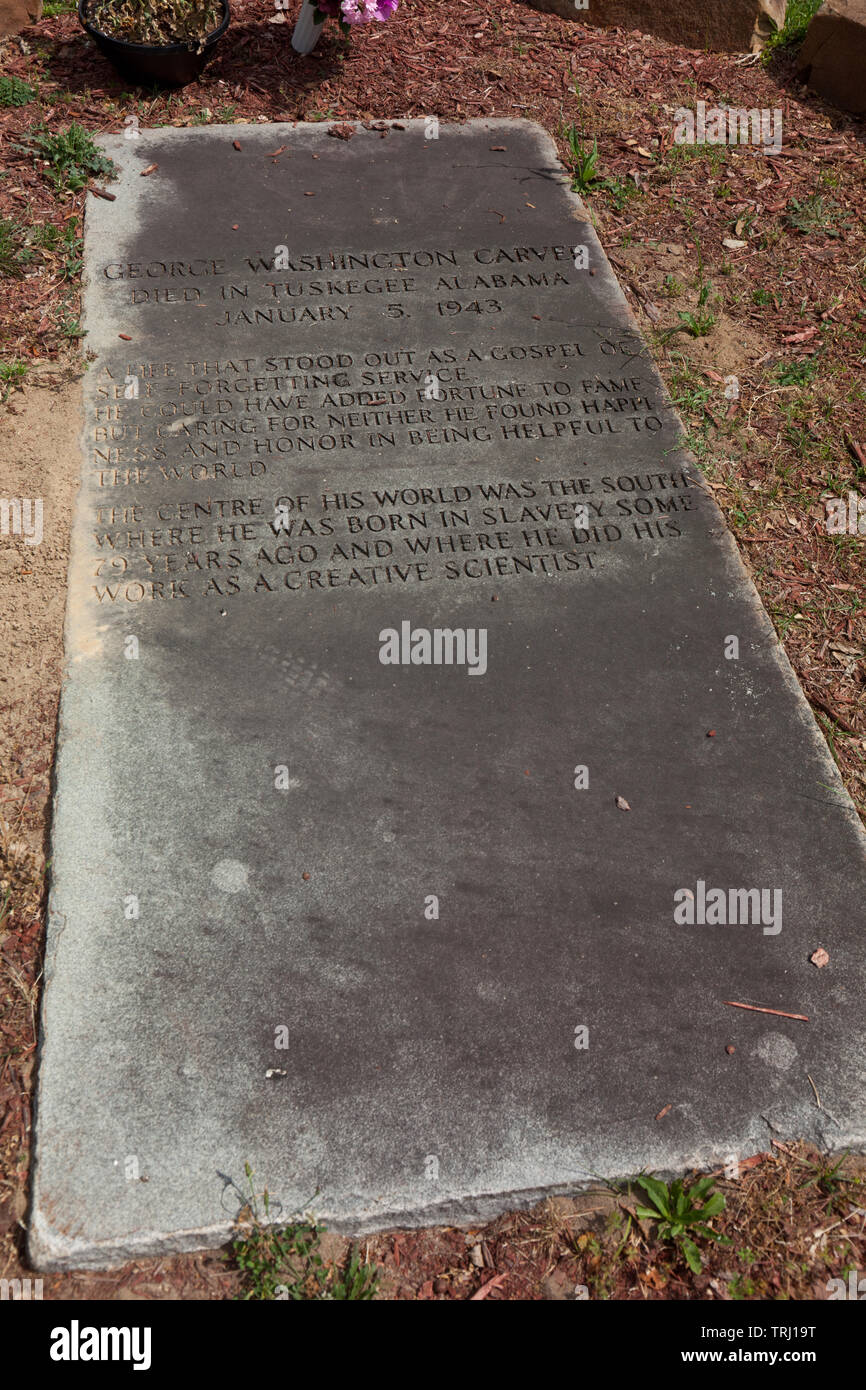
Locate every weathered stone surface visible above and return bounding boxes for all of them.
[798,0,866,115]
[30,120,866,1270]
[0,0,41,38]
[522,0,786,51]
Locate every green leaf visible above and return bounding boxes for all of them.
[680,1236,703,1275]
[699,1192,726,1219]
[636,1175,671,1216]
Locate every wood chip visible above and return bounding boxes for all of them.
[655,1104,671,1120]
[810,947,830,968]
[89,187,116,201]
[469,1273,507,1300]
[232,140,242,151]
[615,795,631,811]
[140,164,158,177]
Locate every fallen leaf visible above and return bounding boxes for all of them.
[723,238,747,249]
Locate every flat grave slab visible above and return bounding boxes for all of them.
[31,119,866,1269]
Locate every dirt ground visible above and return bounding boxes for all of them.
[0,0,864,1299]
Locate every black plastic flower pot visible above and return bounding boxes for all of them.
[78,1,231,88]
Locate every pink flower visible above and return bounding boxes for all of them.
[312,0,399,29]
[341,0,399,23]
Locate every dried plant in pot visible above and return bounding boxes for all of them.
[78,0,231,87]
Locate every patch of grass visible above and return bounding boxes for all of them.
[663,141,729,178]
[632,1173,730,1274]
[600,175,640,211]
[0,360,28,404]
[0,76,36,108]
[54,308,85,339]
[668,304,717,340]
[668,369,713,414]
[0,218,34,277]
[774,357,819,386]
[0,215,83,283]
[43,0,77,13]
[18,123,116,195]
[797,1151,857,1213]
[763,0,822,61]
[786,195,843,238]
[228,1164,379,1301]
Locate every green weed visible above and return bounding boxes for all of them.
[633,1173,729,1274]
[0,76,36,108]
[228,1163,379,1301]
[17,123,116,194]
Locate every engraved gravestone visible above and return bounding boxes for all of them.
[31,120,866,1268]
